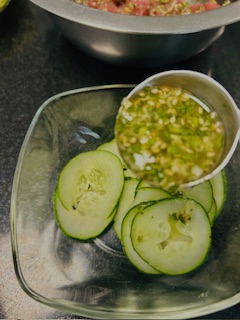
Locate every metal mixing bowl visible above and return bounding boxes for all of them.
[30,0,240,67]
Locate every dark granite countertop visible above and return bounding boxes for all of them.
[0,0,240,318]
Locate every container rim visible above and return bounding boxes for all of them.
[122,70,240,188]
[30,0,240,34]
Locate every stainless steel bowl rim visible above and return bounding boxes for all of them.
[30,0,240,34]
[124,70,240,188]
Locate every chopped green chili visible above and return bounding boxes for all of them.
[115,85,225,190]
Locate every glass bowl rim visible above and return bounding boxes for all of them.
[10,84,240,319]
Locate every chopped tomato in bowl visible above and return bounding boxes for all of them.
[73,0,230,16]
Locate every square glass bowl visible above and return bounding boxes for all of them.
[11,85,240,319]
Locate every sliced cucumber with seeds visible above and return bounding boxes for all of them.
[122,201,161,274]
[55,150,124,240]
[98,139,136,178]
[114,177,139,239]
[139,179,215,223]
[116,186,172,241]
[131,198,211,275]
[121,187,172,274]
[54,192,116,240]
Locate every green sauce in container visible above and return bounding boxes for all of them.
[115,85,225,190]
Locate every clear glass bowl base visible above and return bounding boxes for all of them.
[11,85,240,319]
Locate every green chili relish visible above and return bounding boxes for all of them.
[115,85,225,190]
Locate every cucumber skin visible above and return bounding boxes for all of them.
[121,201,161,275]
[113,177,139,240]
[53,190,74,240]
[210,170,227,218]
[207,198,217,225]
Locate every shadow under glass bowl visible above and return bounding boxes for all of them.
[11,84,240,319]
[29,0,240,67]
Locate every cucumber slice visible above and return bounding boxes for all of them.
[138,183,215,225]
[54,192,116,240]
[122,202,161,275]
[208,197,217,225]
[134,187,172,204]
[97,139,120,155]
[136,180,152,189]
[131,198,211,275]
[116,186,171,240]
[98,139,136,178]
[114,177,139,239]
[178,180,213,213]
[57,150,124,237]
[209,170,227,217]
[121,187,171,274]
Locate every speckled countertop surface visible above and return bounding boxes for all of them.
[0,0,240,318]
